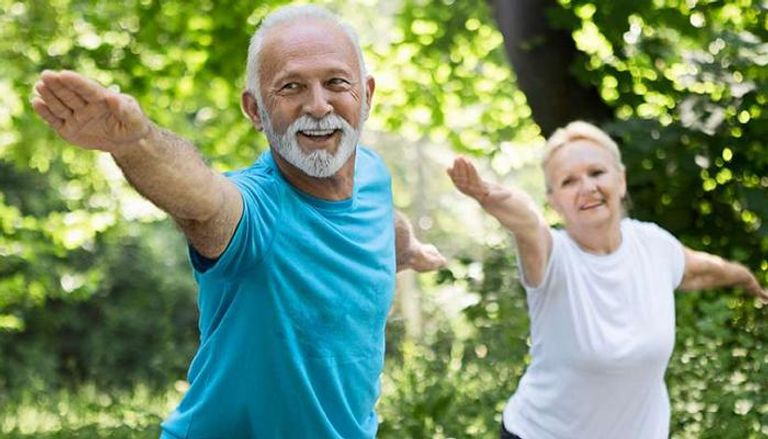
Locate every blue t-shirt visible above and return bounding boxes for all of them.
[161,147,396,438]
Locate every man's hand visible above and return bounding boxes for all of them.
[395,211,446,273]
[32,70,151,153]
[399,241,446,273]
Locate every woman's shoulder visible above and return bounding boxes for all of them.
[622,218,681,247]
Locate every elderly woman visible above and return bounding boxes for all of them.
[447,121,767,439]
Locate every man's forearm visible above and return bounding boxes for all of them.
[111,124,224,222]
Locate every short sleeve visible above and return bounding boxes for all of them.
[517,228,561,293]
[189,170,282,276]
[637,221,686,289]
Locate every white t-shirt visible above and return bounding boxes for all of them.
[503,218,685,439]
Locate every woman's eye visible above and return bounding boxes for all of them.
[280,83,299,91]
[590,169,605,177]
[561,178,574,187]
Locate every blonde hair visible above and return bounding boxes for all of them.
[542,121,625,178]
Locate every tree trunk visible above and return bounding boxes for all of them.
[488,0,612,137]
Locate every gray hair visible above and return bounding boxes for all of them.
[245,5,368,100]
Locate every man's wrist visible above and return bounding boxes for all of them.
[110,122,157,161]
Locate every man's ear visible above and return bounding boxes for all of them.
[241,91,263,130]
[363,75,375,120]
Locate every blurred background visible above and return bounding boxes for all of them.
[1,0,767,437]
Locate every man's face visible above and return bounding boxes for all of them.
[255,20,373,178]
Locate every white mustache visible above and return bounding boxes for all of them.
[288,114,347,136]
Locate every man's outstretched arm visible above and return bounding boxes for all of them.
[32,70,241,258]
[395,210,446,272]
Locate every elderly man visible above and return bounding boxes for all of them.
[33,5,444,438]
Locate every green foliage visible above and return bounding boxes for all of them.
[668,293,768,438]
[558,0,768,269]
[0,384,177,437]
[379,249,530,438]
[372,0,540,155]
[0,222,198,394]
[2,0,768,437]
[377,0,768,437]
[0,0,290,393]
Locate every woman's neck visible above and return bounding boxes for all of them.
[566,220,623,254]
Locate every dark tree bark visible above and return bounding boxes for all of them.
[488,0,612,137]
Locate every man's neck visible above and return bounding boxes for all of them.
[271,149,356,200]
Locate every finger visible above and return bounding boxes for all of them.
[454,161,485,193]
[460,158,480,183]
[32,98,64,130]
[446,165,461,184]
[451,157,471,183]
[427,247,447,267]
[458,158,480,185]
[57,70,110,103]
[35,82,72,119]
[415,251,447,271]
[40,71,89,113]
[748,285,768,302]
[447,161,463,184]
[447,156,463,176]
[446,162,456,178]
[45,76,88,111]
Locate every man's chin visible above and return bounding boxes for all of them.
[295,134,341,155]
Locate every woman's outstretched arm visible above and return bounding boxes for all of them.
[447,156,551,287]
[680,247,768,301]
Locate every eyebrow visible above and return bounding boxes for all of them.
[272,66,356,85]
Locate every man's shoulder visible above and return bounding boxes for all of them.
[224,153,284,203]
[356,145,390,177]
[357,145,384,164]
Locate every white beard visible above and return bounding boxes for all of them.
[260,107,364,178]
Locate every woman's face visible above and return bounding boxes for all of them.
[545,139,626,231]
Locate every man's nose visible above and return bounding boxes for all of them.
[303,84,333,119]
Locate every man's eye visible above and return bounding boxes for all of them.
[328,78,350,86]
[280,83,299,91]
[590,169,605,177]
[561,178,574,187]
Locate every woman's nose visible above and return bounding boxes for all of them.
[580,177,598,193]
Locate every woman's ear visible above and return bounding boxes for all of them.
[619,169,627,200]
